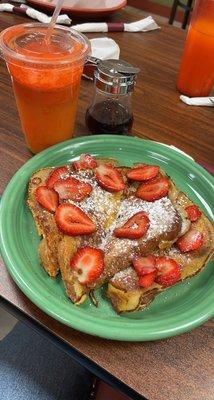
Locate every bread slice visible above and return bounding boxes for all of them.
[57,164,124,304]
[28,168,62,277]
[28,158,125,302]
[107,192,214,313]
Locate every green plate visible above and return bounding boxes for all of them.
[0,135,214,341]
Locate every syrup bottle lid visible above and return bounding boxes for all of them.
[94,59,140,94]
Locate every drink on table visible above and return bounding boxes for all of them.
[177,0,214,97]
[85,59,139,135]
[0,24,90,153]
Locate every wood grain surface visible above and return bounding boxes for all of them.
[0,7,214,400]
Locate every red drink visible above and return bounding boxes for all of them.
[177,0,214,97]
[0,24,90,153]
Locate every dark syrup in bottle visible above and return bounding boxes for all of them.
[85,100,133,135]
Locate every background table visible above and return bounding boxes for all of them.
[0,6,213,400]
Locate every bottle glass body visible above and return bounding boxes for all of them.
[85,88,134,135]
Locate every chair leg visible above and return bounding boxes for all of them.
[182,0,193,28]
[169,0,179,25]
[169,0,194,29]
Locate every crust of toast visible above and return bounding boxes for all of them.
[57,236,88,304]
[28,168,62,277]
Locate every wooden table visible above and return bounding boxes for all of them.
[0,7,213,400]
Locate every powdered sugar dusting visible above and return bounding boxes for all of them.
[168,246,192,265]
[111,267,139,290]
[70,170,97,187]
[78,186,117,225]
[116,196,179,241]
[112,267,133,282]
[168,247,180,256]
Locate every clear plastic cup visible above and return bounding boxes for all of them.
[0,23,90,153]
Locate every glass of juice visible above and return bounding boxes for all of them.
[176,0,214,97]
[0,23,90,153]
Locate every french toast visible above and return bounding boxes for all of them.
[107,192,214,313]
[27,154,214,313]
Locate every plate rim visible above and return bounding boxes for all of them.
[26,0,127,15]
[0,135,214,341]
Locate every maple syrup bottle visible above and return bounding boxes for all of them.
[85,59,139,135]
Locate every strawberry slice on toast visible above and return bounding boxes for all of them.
[70,246,104,285]
[54,177,92,202]
[95,164,125,192]
[136,177,170,201]
[114,211,150,239]
[73,154,97,170]
[46,166,69,188]
[55,204,96,236]
[127,165,159,181]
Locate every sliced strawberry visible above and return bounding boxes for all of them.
[54,177,92,202]
[70,246,104,284]
[133,255,156,276]
[176,229,204,252]
[46,166,68,188]
[55,204,96,236]
[136,177,170,201]
[114,211,150,239]
[35,186,59,213]
[73,154,97,170]
[185,205,202,222]
[95,164,125,192]
[155,257,181,287]
[127,165,159,181]
[139,271,156,288]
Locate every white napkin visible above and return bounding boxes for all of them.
[20,5,71,25]
[180,95,214,107]
[0,3,13,12]
[0,3,71,25]
[83,37,120,80]
[90,37,120,60]
[124,16,160,32]
[72,16,160,33]
[73,22,109,33]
